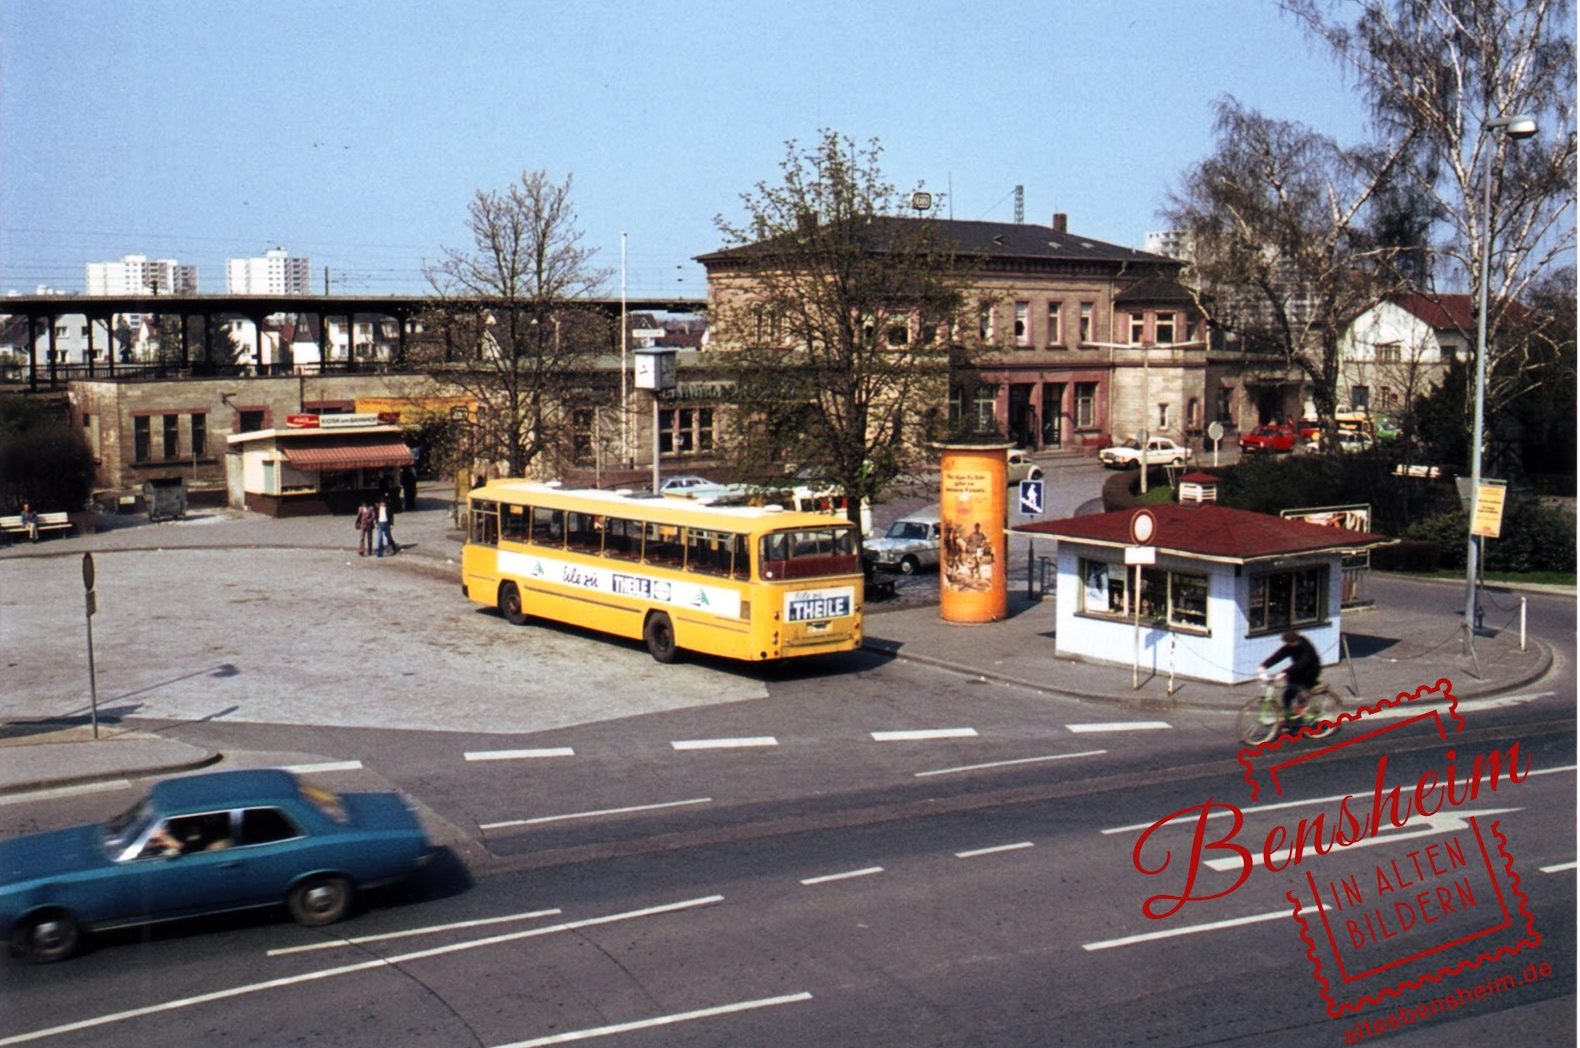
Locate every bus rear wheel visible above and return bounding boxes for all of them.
[644,612,679,663]
[499,582,528,626]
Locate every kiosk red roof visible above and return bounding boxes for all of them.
[282,439,413,473]
[1012,503,1391,562]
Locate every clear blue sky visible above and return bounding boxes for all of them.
[2,0,1373,299]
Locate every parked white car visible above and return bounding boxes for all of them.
[1098,436,1194,469]
[863,512,942,575]
[656,474,731,498]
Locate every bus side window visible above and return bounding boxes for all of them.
[565,512,601,554]
[501,503,531,544]
[532,506,562,546]
[470,501,499,546]
[605,517,642,561]
[732,533,750,580]
[684,528,728,577]
[645,523,683,567]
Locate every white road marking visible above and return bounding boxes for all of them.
[671,737,778,750]
[0,895,724,1047]
[1202,807,1523,872]
[1359,691,1556,719]
[1540,860,1577,874]
[267,908,563,956]
[956,842,1034,859]
[465,748,576,761]
[800,866,884,886]
[0,779,130,806]
[495,991,813,1047]
[480,796,712,831]
[1066,722,1171,734]
[278,760,363,774]
[1084,907,1291,951]
[871,728,978,741]
[1100,764,1575,836]
[915,750,1107,777]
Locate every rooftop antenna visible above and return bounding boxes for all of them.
[1014,185,1024,224]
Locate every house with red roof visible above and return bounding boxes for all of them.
[1012,496,1394,683]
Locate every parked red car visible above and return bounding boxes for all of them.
[1239,424,1298,453]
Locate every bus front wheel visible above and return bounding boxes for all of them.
[644,612,679,663]
[499,583,528,626]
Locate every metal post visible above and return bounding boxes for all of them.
[1519,597,1527,652]
[1167,634,1176,696]
[1131,562,1141,690]
[1465,114,1537,657]
[651,391,661,493]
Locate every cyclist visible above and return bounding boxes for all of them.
[1259,630,1322,719]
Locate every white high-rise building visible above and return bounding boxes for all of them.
[227,248,311,295]
[85,255,198,295]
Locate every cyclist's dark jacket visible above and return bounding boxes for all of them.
[1261,636,1320,689]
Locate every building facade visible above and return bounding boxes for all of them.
[85,255,198,295]
[226,248,312,295]
[697,213,1207,453]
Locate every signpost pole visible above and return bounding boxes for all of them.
[82,553,100,740]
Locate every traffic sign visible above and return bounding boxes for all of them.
[1018,479,1045,516]
[1129,509,1157,545]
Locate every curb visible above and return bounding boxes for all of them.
[0,747,223,797]
[861,634,1555,713]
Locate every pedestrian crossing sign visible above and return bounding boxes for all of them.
[1019,480,1045,516]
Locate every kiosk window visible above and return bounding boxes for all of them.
[1248,566,1326,633]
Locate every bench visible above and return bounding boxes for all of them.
[0,511,74,542]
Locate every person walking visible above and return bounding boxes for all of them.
[375,496,395,557]
[355,499,376,557]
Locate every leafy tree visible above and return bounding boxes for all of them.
[1163,100,1415,431]
[0,395,95,512]
[420,170,612,478]
[706,131,984,528]
[1286,0,1577,446]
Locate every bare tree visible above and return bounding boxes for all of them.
[705,131,984,528]
[1285,0,1577,425]
[1164,100,1413,425]
[421,170,612,478]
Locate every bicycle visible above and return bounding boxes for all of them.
[1235,674,1342,747]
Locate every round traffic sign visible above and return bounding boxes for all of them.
[1207,420,1224,441]
[1130,509,1157,545]
[81,551,96,590]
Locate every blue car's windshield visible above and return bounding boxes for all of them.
[103,798,154,853]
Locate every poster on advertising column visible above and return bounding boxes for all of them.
[934,442,1011,623]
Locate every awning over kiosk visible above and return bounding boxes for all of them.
[282,439,413,472]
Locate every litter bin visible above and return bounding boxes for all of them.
[143,477,187,522]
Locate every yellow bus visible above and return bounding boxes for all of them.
[460,481,863,663]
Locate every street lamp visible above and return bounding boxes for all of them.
[1464,113,1537,653]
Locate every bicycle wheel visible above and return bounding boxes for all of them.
[1301,690,1342,739]
[1236,696,1282,747]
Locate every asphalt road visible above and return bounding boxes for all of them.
[2,454,1574,1047]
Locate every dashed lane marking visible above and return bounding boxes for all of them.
[1065,722,1171,734]
[480,797,713,831]
[915,750,1107,777]
[1083,907,1290,951]
[268,908,563,955]
[1540,860,1576,874]
[800,866,884,886]
[498,991,813,1047]
[956,842,1034,859]
[671,737,778,750]
[871,728,978,742]
[465,748,576,761]
[278,760,363,774]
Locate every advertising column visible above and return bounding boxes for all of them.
[935,442,1011,623]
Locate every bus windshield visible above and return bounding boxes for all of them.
[759,525,860,580]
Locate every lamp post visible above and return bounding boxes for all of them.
[1464,113,1537,653]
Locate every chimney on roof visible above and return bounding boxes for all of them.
[1052,213,1068,234]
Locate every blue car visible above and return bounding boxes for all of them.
[2,768,432,962]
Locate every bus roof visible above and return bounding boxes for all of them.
[472,480,853,531]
